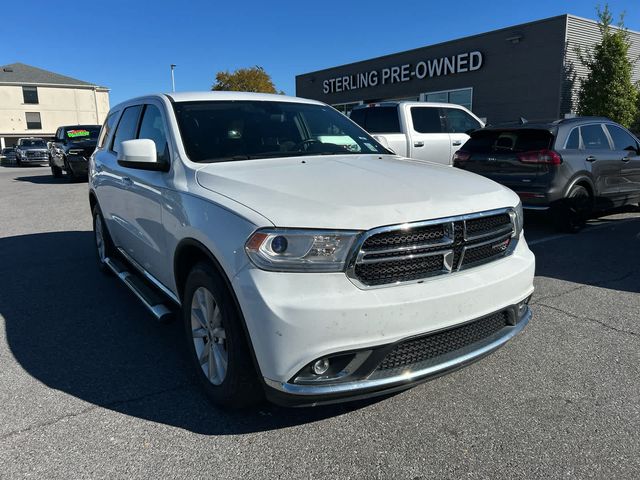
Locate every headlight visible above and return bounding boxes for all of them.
[245,228,360,272]
[510,201,524,238]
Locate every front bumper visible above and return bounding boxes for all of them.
[18,154,48,164]
[232,233,535,405]
[266,306,531,406]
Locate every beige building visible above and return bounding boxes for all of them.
[0,63,110,149]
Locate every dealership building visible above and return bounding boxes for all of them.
[296,14,640,123]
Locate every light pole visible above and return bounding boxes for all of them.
[170,64,176,92]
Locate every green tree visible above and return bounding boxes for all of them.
[576,5,638,127]
[211,66,281,93]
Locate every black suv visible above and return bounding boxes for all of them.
[453,117,640,231]
[48,125,101,180]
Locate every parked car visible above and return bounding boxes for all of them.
[89,92,534,408]
[0,147,16,164]
[15,138,48,166]
[49,125,102,179]
[349,101,484,165]
[453,117,640,232]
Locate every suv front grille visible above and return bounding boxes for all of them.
[376,311,510,371]
[348,209,515,288]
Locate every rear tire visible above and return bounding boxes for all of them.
[552,185,592,233]
[182,262,263,409]
[92,205,114,274]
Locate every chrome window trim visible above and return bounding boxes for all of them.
[345,207,517,290]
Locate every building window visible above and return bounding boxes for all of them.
[421,88,473,111]
[22,86,39,104]
[25,112,42,129]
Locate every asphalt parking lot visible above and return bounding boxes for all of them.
[0,165,638,479]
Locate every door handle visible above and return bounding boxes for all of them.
[452,140,462,146]
[122,176,133,186]
[586,156,597,162]
[414,141,425,147]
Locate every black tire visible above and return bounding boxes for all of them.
[51,161,62,178]
[15,157,21,166]
[182,262,263,409]
[92,205,114,274]
[63,157,78,182]
[552,185,592,233]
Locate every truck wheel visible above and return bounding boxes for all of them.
[16,157,21,166]
[552,185,592,233]
[51,159,62,178]
[64,158,76,181]
[92,205,114,274]
[182,262,263,409]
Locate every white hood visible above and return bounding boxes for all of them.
[195,154,519,230]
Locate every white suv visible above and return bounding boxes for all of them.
[89,92,535,407]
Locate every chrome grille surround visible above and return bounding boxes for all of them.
[346,207,518,289]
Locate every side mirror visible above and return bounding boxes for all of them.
[118,139,168,171]
[373,135,396,155]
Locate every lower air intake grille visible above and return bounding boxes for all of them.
[376,311,509,371]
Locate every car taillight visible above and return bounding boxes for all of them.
[517,149,562,165]
[453,150,471,163]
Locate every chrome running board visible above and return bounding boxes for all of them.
[104,257,174,322]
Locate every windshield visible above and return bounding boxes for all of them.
[19,139,47,148]
[65,127,101,143]
[173,100,389,162]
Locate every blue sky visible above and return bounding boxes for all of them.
[2,0,638,105]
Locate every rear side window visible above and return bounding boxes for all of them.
[98,112,118,148]
[580,124,610,150]
[464,129,553,153]
[606,124,638,151]
[410,107,443,133]
[565,128,580,149]
[111,105,143,155]
[349,107,400,133]
[443,108,481,133]
[138,105,170,163]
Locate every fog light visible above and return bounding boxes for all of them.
[312,358,330,375]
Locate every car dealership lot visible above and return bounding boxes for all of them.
[0,166,638,479]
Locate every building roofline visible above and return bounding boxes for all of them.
[297,13,640,78]
[0,81,109,91]
[297,15,571,77]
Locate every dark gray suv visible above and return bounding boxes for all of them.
[453,117,640,231]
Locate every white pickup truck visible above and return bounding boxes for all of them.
[89,92,533,408]
[350,101,484,166]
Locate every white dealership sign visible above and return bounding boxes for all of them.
[322,51,483,94]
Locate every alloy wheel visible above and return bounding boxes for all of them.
[190,287,228,385]
[95,214,106,263]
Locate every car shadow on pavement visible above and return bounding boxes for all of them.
[12,175,72,185]
[0,231,381,435]
[530,214,640,294]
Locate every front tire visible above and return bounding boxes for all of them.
[64,158,76,181]
[182,262,263,409]
[51,158,62,178]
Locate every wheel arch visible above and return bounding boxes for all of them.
[564,174,595,200]
[173,238,264,378]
